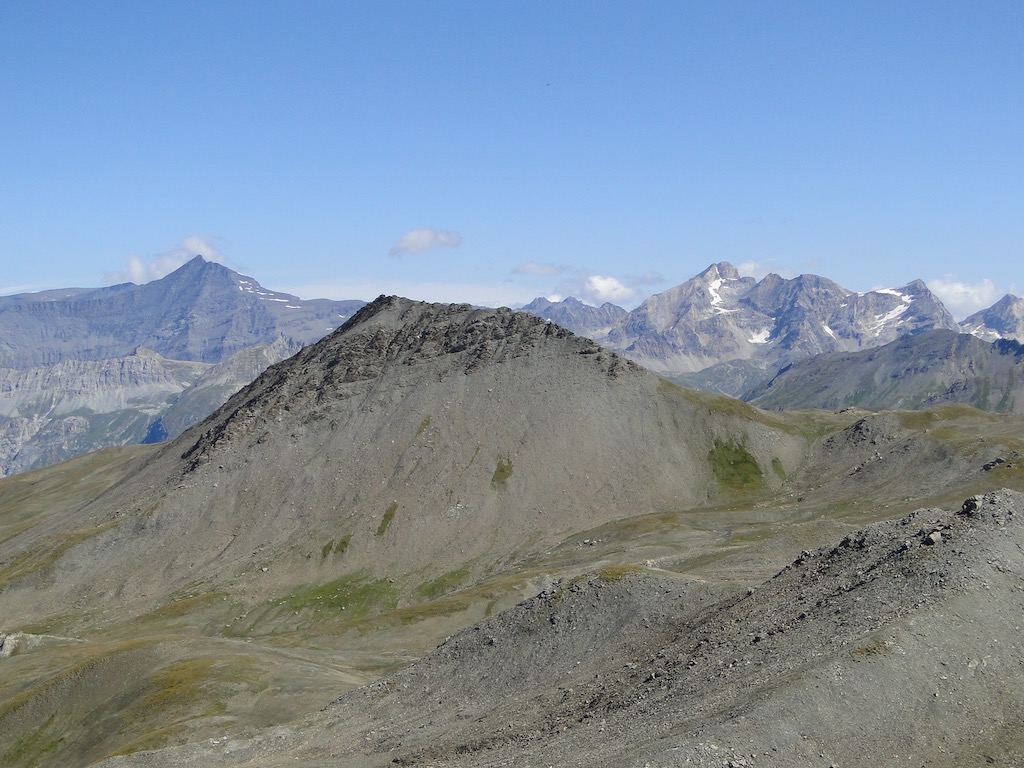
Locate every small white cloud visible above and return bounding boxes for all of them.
[388,227,463,257]
[927,276,1002,320]
[512,261,565,277]
[106,236,225,284]
[582,274,636,304]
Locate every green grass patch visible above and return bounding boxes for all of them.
[1,711,62,767]
[416,567,471,599]
[416,415,431,436]
[283,572,399,619]
[491,456,513,490]
[376,503,397,537]
[708,440,764,496]
[771,457,787,481]
[321,534,352,558]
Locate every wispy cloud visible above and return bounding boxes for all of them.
[106,236,224,284]
[927,276,1004,320]
[581,274,636,304]
[512,261,565,277]
[388,227,463,257]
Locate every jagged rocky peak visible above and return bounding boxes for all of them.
[743,271,849,315]
[961,294,1024,342]
[698,260,739,281]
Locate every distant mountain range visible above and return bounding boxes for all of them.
[0,257,363,475]
[523,261,1022,396]
[2,256,1020,476]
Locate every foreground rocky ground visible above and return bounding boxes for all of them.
[96,489,1024,767]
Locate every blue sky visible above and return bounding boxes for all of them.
[1,1,1020,318]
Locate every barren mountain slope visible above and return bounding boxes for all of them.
[98,490,1024,768]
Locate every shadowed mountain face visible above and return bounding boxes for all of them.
[746,329,1024,412]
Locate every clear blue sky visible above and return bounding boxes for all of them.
[1,1,1021,318]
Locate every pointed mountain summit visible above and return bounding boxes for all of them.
[961,294,1024,342]
[0,256,363,367]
